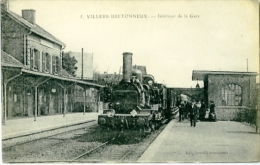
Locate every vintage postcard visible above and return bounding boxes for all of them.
[1,0,259,163]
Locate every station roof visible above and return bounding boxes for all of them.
[1,51,104,89]
[192,70,258,81]
[21,69,104,88]
[1,51,24,68]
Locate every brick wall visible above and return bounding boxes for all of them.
[216,106,246,121]
[1,12,28,63]
[2,11,63,75]
[207,74,257,120]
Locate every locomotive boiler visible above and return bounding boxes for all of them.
[98,52,173,133]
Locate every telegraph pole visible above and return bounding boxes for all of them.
[81,48,83,80]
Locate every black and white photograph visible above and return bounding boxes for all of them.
[1,0,259,163]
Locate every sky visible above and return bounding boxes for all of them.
[8,0,259,88]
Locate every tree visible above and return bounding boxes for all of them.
[62,52,78,76]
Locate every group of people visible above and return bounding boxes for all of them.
[178,99,216,127]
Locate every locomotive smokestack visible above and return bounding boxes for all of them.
[122,52,133,82]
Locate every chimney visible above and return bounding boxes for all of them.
[122,52,133,82]
[22,10,36,24]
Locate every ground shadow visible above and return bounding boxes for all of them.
[227,131,260,134]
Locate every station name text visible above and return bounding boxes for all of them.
[80,14,200,19]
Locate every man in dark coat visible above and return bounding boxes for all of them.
[178,103,184,122]
[183,101,188,119]
[210,101,215,113]
[189,99,198,127]
[199,100,206,121]
[209,101,216,121]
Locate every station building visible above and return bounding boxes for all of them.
[192,70,258,121]
[1,4,103,125]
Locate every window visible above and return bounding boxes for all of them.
[35,50,40,70]
[30,48,34,69]
[46,54,51,72]
[56,56,60,73]
[26,50,30,66]
[52,55,56,74]
[42,53,50,73]
[52,55,60,74]
[42,52,46,72]
[30,48,40,70]
[222,84,242,106]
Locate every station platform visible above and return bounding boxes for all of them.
[2,112,101,140]
[137,119,259,163]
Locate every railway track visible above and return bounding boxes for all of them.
[3,118,173,163]
[70,120,172,162]
[3,122,102,162]
[70,141,110,162]
[70,140,138,162]
[3,126,96,152]
[2,120,97,149]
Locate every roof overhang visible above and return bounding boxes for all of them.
[1,63,23,68]
[2,66,104,89]
[21,69,104,89]
[192,70,258,81]
[2,51,103,88]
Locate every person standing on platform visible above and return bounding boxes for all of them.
[210,101,215,113]
[209,101,217,121]
[176,94,181,108]
[189,99,198,127]
[199,100,206,121]
[178,103,184,122]
[196,100,201,121]
[183,101,188,119]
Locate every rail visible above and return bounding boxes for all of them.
[3,120,96,148]
[70,141,109,162]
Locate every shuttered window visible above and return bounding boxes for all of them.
[46,54,51,72]
[30,48,34,69]
[35,50,40,70]
[26,48,30,66]
[29,48,40,70]
[52,55,56,74]
[56,56,60,73]
[42,52,46,72]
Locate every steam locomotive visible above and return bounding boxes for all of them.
[98,52,177,133]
